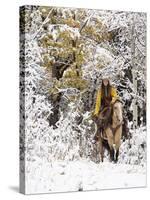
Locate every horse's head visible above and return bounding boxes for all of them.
[112,100,123,124]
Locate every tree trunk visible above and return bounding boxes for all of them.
[131,17,138,129]
[48,92,62,128]
[49,60,73,127]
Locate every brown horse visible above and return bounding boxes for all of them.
[96,100,123,163]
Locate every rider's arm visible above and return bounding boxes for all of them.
[93,89,101,116]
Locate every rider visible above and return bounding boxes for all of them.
[92,78,120,142]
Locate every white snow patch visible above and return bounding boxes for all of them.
[25,160,146,194]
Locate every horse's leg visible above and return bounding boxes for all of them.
[115,149,119,163]
[105,128,114,162]
[99,137,104,162]
[110,147,115,162]
[114,127,122,163]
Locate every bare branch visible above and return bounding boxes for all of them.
[32,8,54,40]
[79,12,94,33]
[135,29,145,47]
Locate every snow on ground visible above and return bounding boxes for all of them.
[26,159,146,194]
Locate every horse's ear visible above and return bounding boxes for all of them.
[116,99,123,104]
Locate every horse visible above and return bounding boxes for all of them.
[95,100,123,163]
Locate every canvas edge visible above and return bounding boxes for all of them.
[18,5,147,195]
[19,5,26,195]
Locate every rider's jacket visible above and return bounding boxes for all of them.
[93,86,119,116]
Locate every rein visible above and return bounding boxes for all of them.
[109,121,123,135]
[98,106,111,120]
[101,121,123,140]
[100,99,123,140]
